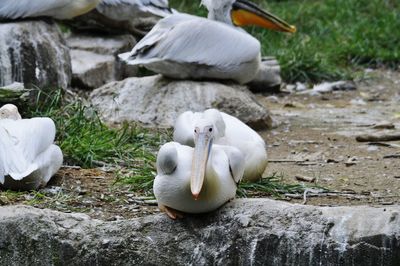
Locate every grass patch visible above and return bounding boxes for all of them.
[18,91,317,200]
[237,174,309,198]
[169,0,400,83]
[27,90,167,186]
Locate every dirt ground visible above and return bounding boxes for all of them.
[1,69,399,220]
[259,69,400,206]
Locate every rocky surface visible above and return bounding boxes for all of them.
[0,199,399,265]
[66,33,136,56]
[67,34,137,89]
[71,49,117,90]
[248,57,282,93]
[0,21,71,89]
[90,75,272,129]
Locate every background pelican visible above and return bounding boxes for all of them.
[154,130,245,219]
[0,0,101,20]
[0,0,171,21]
[69,0,174,36]
[173,109,267,182]
[120,0,296,84]
[0,104,63,191]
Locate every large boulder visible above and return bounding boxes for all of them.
[0,21,71,89]
[0,200,399,265]
[89,75,272,129]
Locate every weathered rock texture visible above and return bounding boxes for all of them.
[67,34,137,89]
[0,199,399,265]
[90,75,272,129]
[71,49,116,90]
[0,21,71,89]
[66,34,136,56]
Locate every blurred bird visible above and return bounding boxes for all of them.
[154,132,245,219]
[120,0,296,84]
[0,0,101,20]
[0,0,172,24]
[0,104,63,191]
[174,109,267,182]
[68,0,175,36]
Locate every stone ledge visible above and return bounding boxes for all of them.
[0,199,399,265]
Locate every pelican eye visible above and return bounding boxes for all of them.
[194,129,197,133]
[209,128,213,132]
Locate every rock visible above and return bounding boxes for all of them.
[0,200,399,265]
[68,34,138,89]
[247,57,282,93]
[71,50,116,90]
[66,33,136,56]
[0,82,30,106]
[90,75,272,129]
[0,21,71,89]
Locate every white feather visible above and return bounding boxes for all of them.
[173,109,268,181]
[0,117,63,188]
[0,0,100,20]
[154,142,243,214]
[120,13,261,84]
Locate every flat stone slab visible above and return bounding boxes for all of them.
[71,49,116,90]
[66,33,136,56]
[90,75,272,129]
[0,199,399,265]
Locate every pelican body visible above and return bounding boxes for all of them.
[96,0,173,20]
[154,124,245,218]
[69,0,174,36]
[174,109,267,182]
[0,104,63,191]
[120,0,295,84]
[0,0,101,20]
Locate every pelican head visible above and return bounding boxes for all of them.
[201,0,296,33]
[0,104,22,120]
[190,118,215,200]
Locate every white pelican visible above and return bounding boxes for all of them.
[96,0,173,21]
[69,0,174,36]
[173,109,267,182]
[0,104,63,191]
[0,0,101,20]
[120,0,296,84]
[0,0,172,21]
[154,123,245,219]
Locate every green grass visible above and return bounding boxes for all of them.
[21,91,316,197]
[169,0,400,83]
[27,90,167,184]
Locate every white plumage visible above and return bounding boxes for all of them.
[0,105,63,190]
[120,0,295,84]
[0,0,101,20]
[154,141,244,217]
[173,109,268,182]
[97,0,173,19]
[0,0,171,20]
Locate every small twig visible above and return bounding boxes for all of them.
[383,154,400,159]
[61,165,81,169]
[268,159,306,163]
[368,142,400,148]
[295,175,316,183]
[356,132,400,142]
